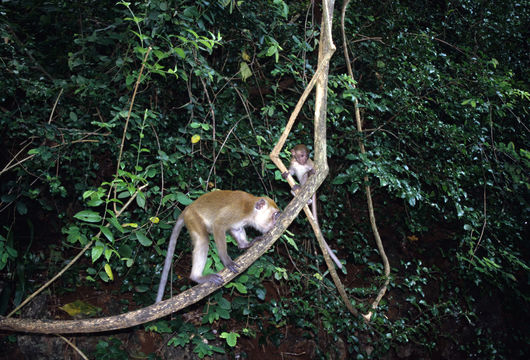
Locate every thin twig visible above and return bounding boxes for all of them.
[150,123,165,217]
[48,88,64,124]
[341,0,390,322]
[200,77,217,190]
[0,138,99,177]
[205,117,244,186]
[471,149,488,259]
[113,46,152,211]
[57,335,89,360]
[7,184,147,318]
[1,139,35,175]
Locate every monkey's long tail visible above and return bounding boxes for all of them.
[156,218,185,303]
[324,241,343,269]
[312,194,343,269]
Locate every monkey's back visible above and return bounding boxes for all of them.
[182,190,256,230]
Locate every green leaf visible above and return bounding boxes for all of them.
[100,226,114,243]
[16,202,28,215]
[104,247,113,262]
[174,47,185,58]
[6,246,17,257]
[74,210,102,223]
[218,297,231,310]
[119,244,133,258]
[92,246,104,262]
[135,284,149,293]
[177,192,193,205]
[82,190,97,199]
[220,332,240,347]
[104,263,114,280]
[240,62,252,82]
[266,45,277,57]
[136,231,152,246]
[106,213,125,233]
[136,191,146,208]
[282,234,299,251]
[255,287,266,300]
[332,174,349,185]
[168,333,190,347]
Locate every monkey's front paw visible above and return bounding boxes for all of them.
[200,274,224,286]
[225,261,239,274]
[281,171,289,179]
[238,242,252,249]
[253,235,264,243]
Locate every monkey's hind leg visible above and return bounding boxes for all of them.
[189,232,224,286]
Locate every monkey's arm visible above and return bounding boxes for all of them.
[281,167,295,180]
[282,166,302,195]
[213,228,240,274]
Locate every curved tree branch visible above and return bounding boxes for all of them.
[341,0,390,321]
[0,203,297,333]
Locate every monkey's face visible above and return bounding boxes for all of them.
[253,198,281,233]
[294,150,308,165]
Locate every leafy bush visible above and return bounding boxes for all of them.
[1,0,528,359]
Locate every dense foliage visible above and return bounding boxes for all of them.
[1,0,528,359]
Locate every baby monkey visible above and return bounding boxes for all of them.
[283,144,343,269]
[156,190,280,303]
[283,144,317,212]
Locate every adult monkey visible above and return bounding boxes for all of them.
[283,144,342,269]
[156,190,280,303]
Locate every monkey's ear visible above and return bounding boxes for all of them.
[255,198,266,210]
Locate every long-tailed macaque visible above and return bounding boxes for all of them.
[283,144,317,218]
[156,190,280,303]
[282,144,343,269]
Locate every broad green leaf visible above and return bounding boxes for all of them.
[100,226,114,242]
[136,231,152,246]
[174,47,185,58]
[136,191,146,208]
[220,332,240,347]
[282,234,299,251]
[177,192,193,205]
[74,210,102,223]
[119,244,133,258]
[92,246,104,262]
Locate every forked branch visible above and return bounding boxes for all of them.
[270,0,358,316]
